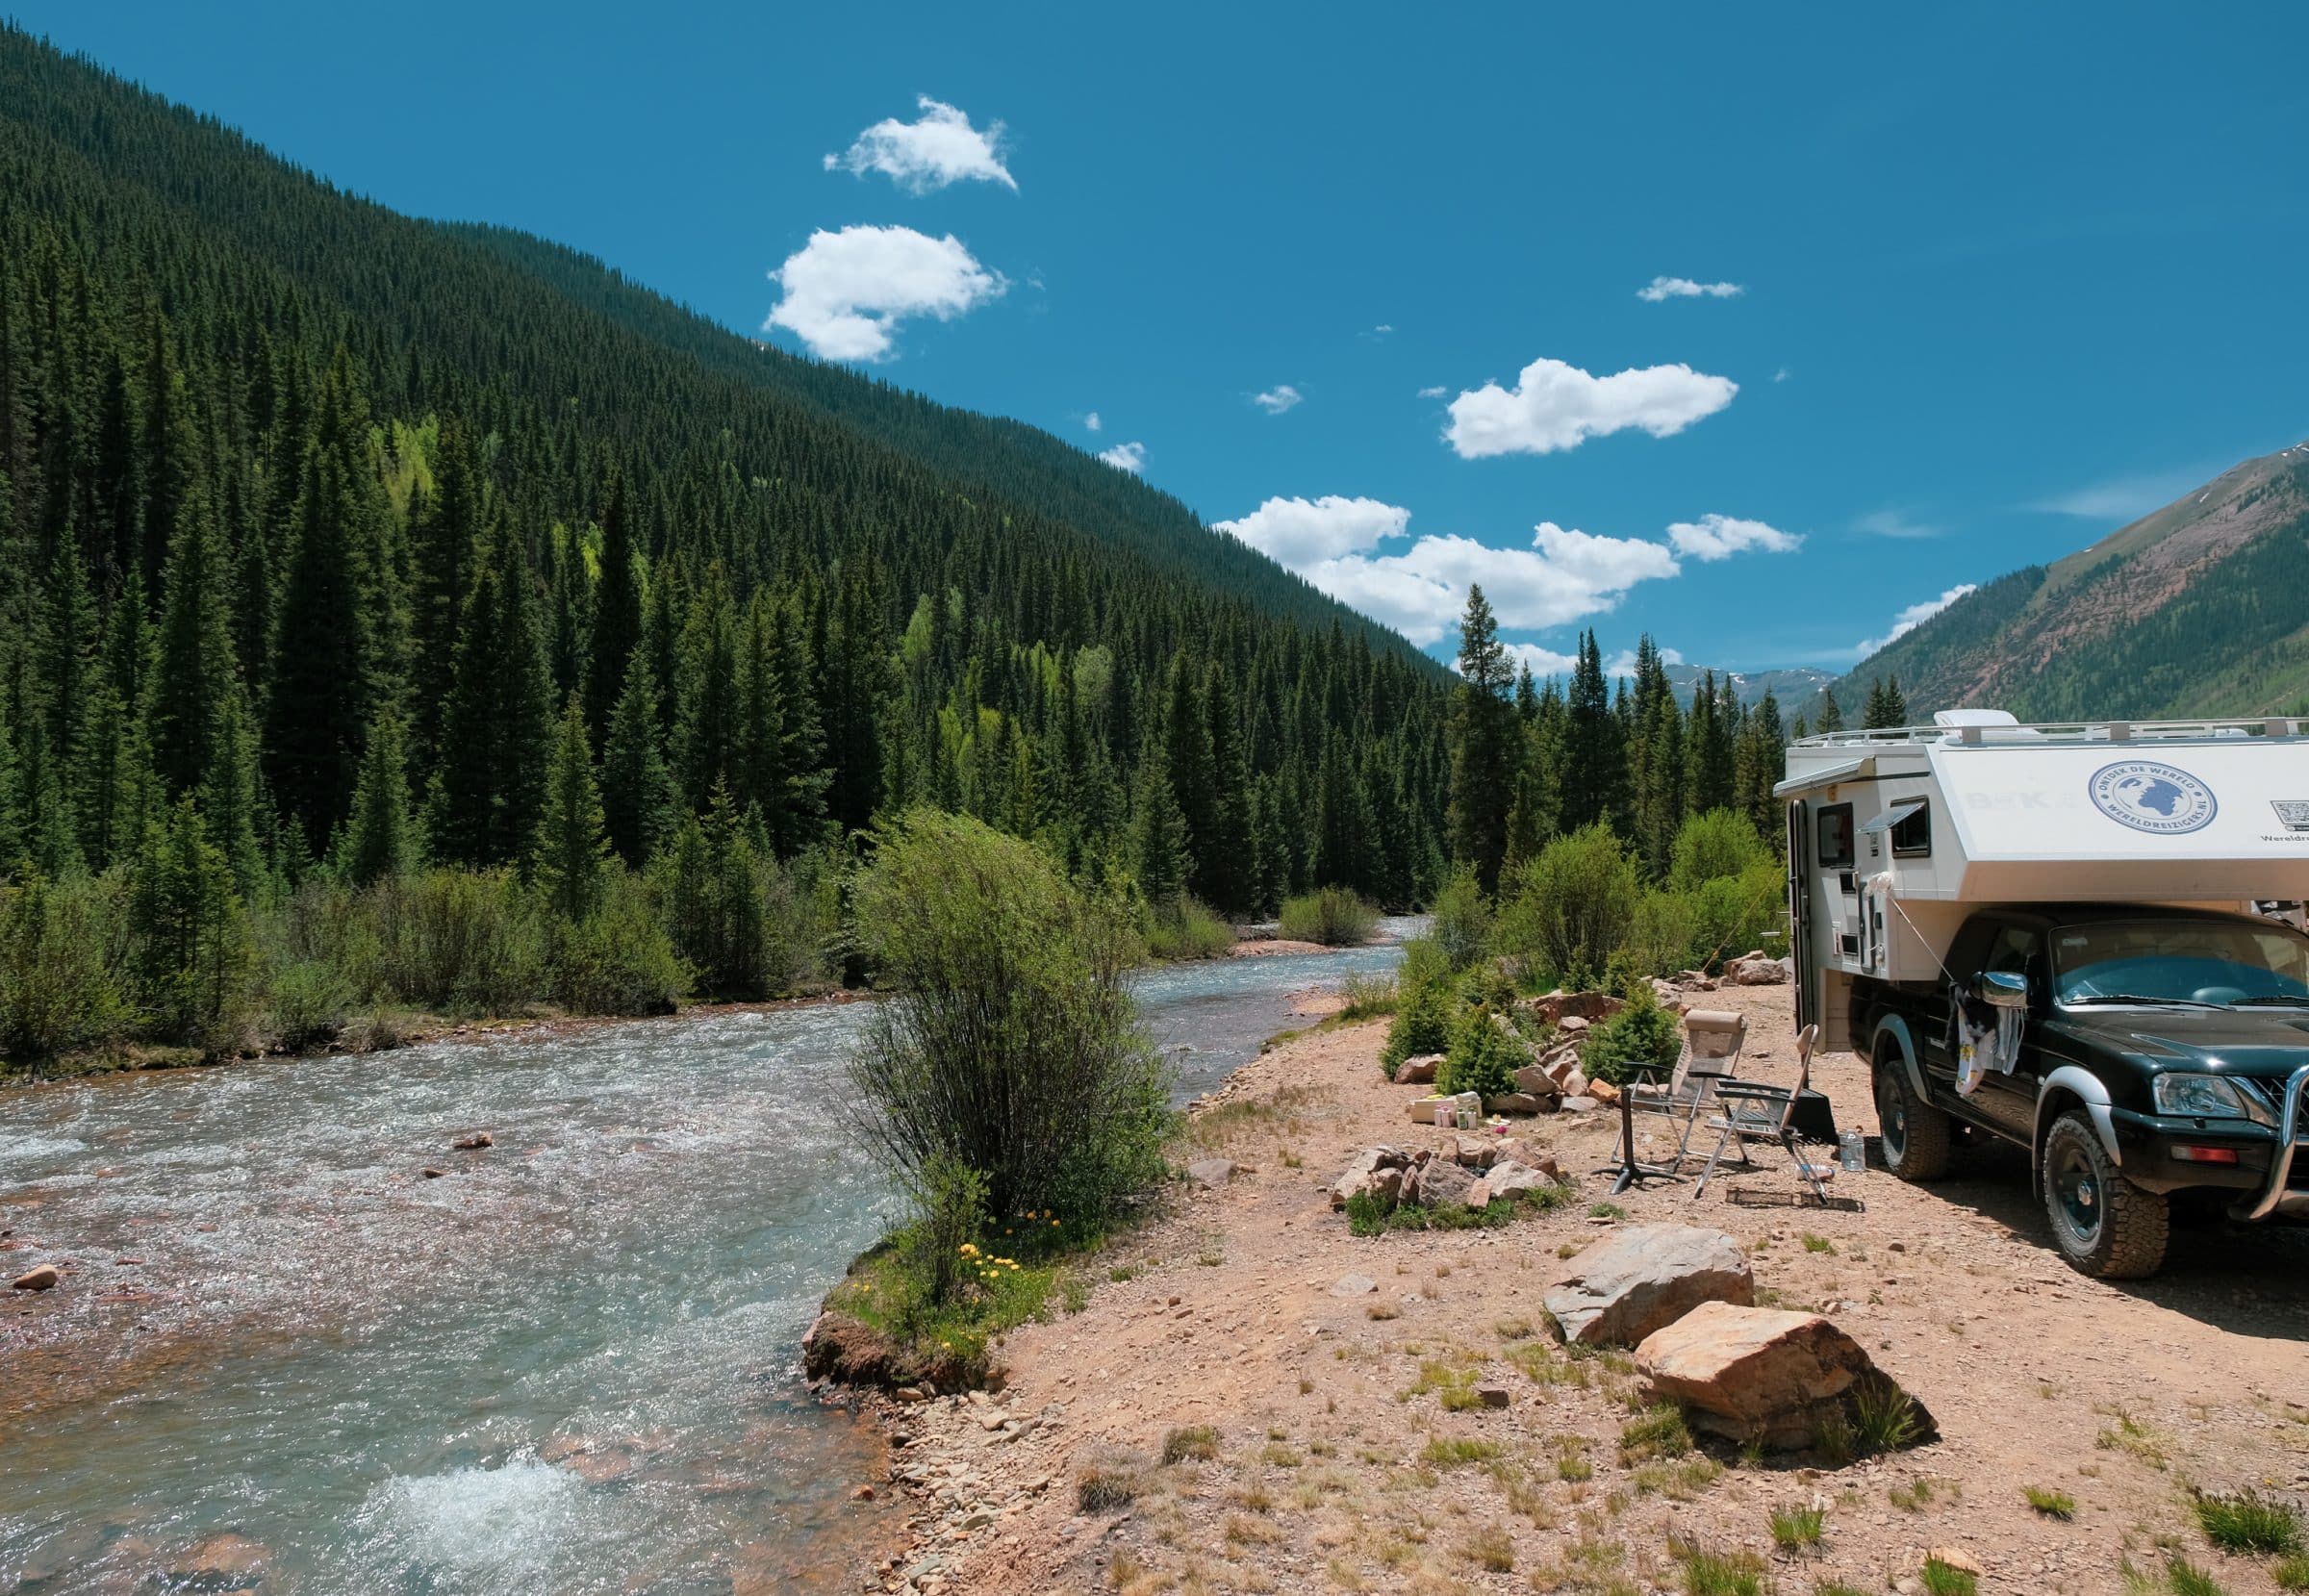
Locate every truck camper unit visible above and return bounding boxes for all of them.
[1776,710,2309,1049]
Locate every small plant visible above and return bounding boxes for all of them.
[2165,1558,2227,1596]
[1618,1403,1691,1463]
[1588,1201,1627,1220]
[1365,1301,1399,1321]
[1920,1559,1978,1596]
[1437,1001,1529,1100]
[2195,1488,2304,1556]
[2096,1410,2169,1468]
[1679,1545,1769,1596]
[1769,1504,1824,1550]
[1418,1435,1503,1468]
[1280,886,1379,947]
[1800,1232,1836,1254]
[1457,1522,1515,1572]
[1161,1425,1218,1464]
[1555,1437,1593,1482]
[1495,1317,1535,1340]
[1579,977,1683,1085]
[1077,1467,1137,1513]
[1380,976,1455,1070]
[1335,969,1399,1021]
[2271,1554,2309,1590]
[2024,1484,2076,1520]
[1851,1374,1925,1453]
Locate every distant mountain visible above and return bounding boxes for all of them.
[1821,443,2309,722]
[1661,663,1835,711]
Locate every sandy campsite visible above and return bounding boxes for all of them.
[841,980,2309,1596]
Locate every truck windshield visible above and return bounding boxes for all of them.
[2051,920,2309,1007]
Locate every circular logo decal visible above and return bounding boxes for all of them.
[2089,760,2218,835]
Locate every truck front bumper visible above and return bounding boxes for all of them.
[2108,1064,2309,1220]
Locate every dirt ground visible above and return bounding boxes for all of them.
[853,983,2309,1596]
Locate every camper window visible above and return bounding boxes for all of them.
[1817,804,1854,870]
[1890,798,1930,858]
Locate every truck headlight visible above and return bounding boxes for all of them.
[2152,1073,2273,1126]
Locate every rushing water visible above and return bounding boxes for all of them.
[0,930,1408,1595]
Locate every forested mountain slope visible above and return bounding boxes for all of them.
[1826,443,2309,722]
[0,22,1452,943]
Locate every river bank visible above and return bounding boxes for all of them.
[844,988,2309,1596]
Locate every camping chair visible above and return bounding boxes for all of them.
[1629,1009,1748,1163]
[1692,1024,1830,1202]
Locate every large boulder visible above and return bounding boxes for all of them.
[1510,1063,1565,1099]
[1405,1157,1479,1210]
[1331,1164,1405,1212]
[1472,1159,1561,1204]
[1542,1224,1753,1347]
[1393,1053,1441,1085]
[1529,990,1627,1026]
[1725,952,1789,987]
[1636,1301,1937,1449]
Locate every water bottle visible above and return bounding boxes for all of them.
[1839,1127,1865,1174]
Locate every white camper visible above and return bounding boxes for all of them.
[1777,712,2309,1050]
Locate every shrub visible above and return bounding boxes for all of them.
[266,959,350,1053]
[1622,888,1700,977]
[1425,866,1491,969]
[1380,977,1455,1069]
[1580,980,1683,1085]
[0,865,128,1064]
[1850,1373,1926,1454]
[127,798,258,1052]
[1668,808,1769,892]
[1162,1425,1220,1464]
[1394,935,1451,995]
[353,868,545,1015]
[1335,970,1398,1021]
[1144,897,1235,960]
[904,1153,991,1307]
[847,810,1170,1229]
[1438,1002,1528,1101]
[1493,823,1639,988]
[1280,886,1378,947]
[1689,860,1790,971]
[1769,1504,1824,1550]
[547,871,691,1016]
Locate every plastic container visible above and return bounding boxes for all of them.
[1839,1127,1866,1174]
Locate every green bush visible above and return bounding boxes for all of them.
[1493,823,1639,989]
[1394,935,1451,995]
[1580,980,1683,1085]
[1336,970,1398,1021]
[1689,861,1789,971]
[547,871,691,1015]
[847,809,1171,1229]
[1438,1002,1529,1101]
[127,798,258,1053]
[1622,888,1700,977]
[358,868,546,1015]
[1425,866,1491,969]
[1380,977,1455,1069]
[1667,808,1769,892]
[1280,886,1379,947]
[0,865,127,1065]
[1144,897,1235,960]
[266,959,350,1053]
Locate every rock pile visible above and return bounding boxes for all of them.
[1330,1142,1560,1216]
[1724,950,1791,986]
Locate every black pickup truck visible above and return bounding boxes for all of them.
[1852,904,2309,1278]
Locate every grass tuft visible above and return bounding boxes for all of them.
[1160,1425,1218,1465]
[1769,1504,1824,1550]
[1618,1403,1691,1464]
[2271,1554,2309,1590]
[2166,1557,2227,1596]
[2024,1484,2076,1520]
[1077,1466,1137,1513]
[1456,1522,1515,1572]
[2194,1488,2304,1556]
[1921,1558,1978,1596]
[1418,1435,1503,1468]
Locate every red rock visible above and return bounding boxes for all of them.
[1636,1301,1937,1449]
[11,1264,60,1291]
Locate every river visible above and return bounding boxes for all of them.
[0,931,1409,1595]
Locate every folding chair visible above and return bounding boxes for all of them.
[1629,1009,1748,1163]
[1692,1024,1830,1202]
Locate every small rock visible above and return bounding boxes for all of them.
[421,1168,445,1179]
[1476,1385,1510,1408]
[451,1130,495,1150]
[1187,1158,1237,1189]
[12,1264,60,1292]
[1560,1096,1602,1114]
[1928,1548,1983,1577]
[1331,1273,1378,1297]
[1393,1053,1441,1085]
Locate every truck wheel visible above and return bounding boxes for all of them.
[2042,1112,2169,1279]
[1874,1059,1952,1180]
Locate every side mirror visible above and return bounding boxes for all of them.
[1975,970,2029,1010]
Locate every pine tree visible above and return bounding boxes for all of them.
[407,414,484,763]
[533,696,609,925]
[266,349,384,850]
[1161,651,1219,900]
[1130,747,1191,911]
[600,653,674,867]
[1863,675,1908,729]
[148,491,239,796]
[1814,689,1845,734]
[1562,629,1620,834]
[1735,689,1787,842]
[1625,639,1684,879]
[1447,585,1518,892]
[1202,661,1256,915]
[337,705,418,886]
[427,519,554,867]
[674,563,741,811]
[198,688,266,898]
[585,469,642,742]
[127,796,253,1049]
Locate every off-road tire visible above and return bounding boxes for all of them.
[1874,1055,1952,1180]
[2042,1112,2169,1279]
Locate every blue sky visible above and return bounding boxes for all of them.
[21,1,2309,676]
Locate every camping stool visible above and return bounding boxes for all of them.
[1629,1008,1748,1164]
[1593,1059,1689,1196]
[1692,1024,1830,1203]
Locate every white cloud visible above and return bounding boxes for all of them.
[1501,643,1580,679]
[1373,323,1394,334]
[825,96,1016,193]
[1856,584,1978,656]
[1854,509,1941,541]
[1099,441,1147,474]
[1252,385,1304,416]
[764,225,1005,361]
[1214,495,1410,568]
[1417,385,1447,399]
[1665,513,1803,561]
[1773,367,1791,383]
[1638,276,1745,302]
[1084,411,1102,433]
[1603,646,1686,678]
[2029,468,2204,522]
[1443,357,1738,459]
